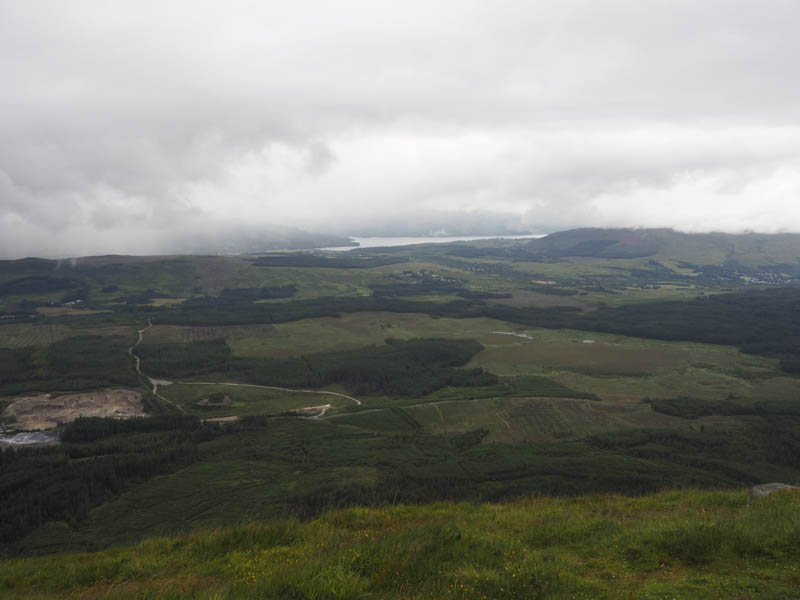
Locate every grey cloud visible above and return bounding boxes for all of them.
[2,1,800,257]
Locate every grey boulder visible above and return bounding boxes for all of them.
[748,483,800,503]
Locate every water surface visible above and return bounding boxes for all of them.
[323,234,544,251]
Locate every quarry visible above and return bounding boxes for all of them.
[0,389,144,433]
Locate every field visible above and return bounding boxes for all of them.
[139,312,797,413]
[158,383,355,418]
[3,489,800,599]
[0,323,74,348]
[142,313,519,359]
[399,397,684,444]
[230,260,493,300]
[467,328,792,403]
[0,323,136,349]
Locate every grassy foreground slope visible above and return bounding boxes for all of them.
[2,489,799,599]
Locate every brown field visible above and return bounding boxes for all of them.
[143,313,516,357]
[143,324,278,344]
[147,298,186,307]
[191,256,249,294]
[0,324,134,348]
[472,339,687,376]
[1,389,144,431]
[0,323,73,348]
[373,396,689,444]
[35,307,112,316]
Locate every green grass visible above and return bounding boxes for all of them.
[231,260,487,301]
[0,323,136,348]
[467,327,788,402]
[330,407,423,433]
[399,397,684,444]
[159,383,352,417]
[3,489,800,599]
[142,313,517,359]
[0,323,74,348]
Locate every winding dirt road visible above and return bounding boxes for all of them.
[128,320,185,414]
[129,321,362,415]
[174,381,361,406]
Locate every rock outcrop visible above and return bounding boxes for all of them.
[748,483,800,502]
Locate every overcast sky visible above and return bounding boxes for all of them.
[2,0,800,257]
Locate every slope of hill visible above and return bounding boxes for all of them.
[529,228,800,269]
[1,489,798,599]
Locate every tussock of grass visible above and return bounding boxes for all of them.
[2,489,800,599]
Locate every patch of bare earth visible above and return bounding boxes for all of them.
[286,404,331,417]
[203,416,241,423]
[1,389,144,431]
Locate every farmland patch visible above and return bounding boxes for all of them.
[159,383,350,418]
[471,339,687,376]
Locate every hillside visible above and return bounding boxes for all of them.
[528,228,800,269]
[1,489,799,599]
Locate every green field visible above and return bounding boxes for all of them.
[142,313,518,358]
[138,311,798,413]
[400,396,684,444]
[159,383,355,418]
[0,323,75,348]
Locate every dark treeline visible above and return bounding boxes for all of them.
[446,246,550,261]
[284,420,799,521]
[578,288,800,369]
[180,285,297,309]
[427,375,598,402]
[153,295,580,327]
[219,285,297,301]
[0,416,222,550]
[139,338,495,397]
[587,417,800,474]
[112,288,166,304]
[646,397,755,419]
[367,277,511,300]
[647,396,800,420]
[369,282,464,297]
[0,276,84,297]
[0,335,139,395]
[137,339,232,378]
[529,286,580,296]
[455,290,512,299]
[251,254,408,268]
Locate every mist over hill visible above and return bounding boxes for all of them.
[0,221,355,260]
[317,210,537,238]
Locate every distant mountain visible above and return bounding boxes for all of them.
[161,224,355,255]
[0,222,355,260]
[529,228,800,268]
